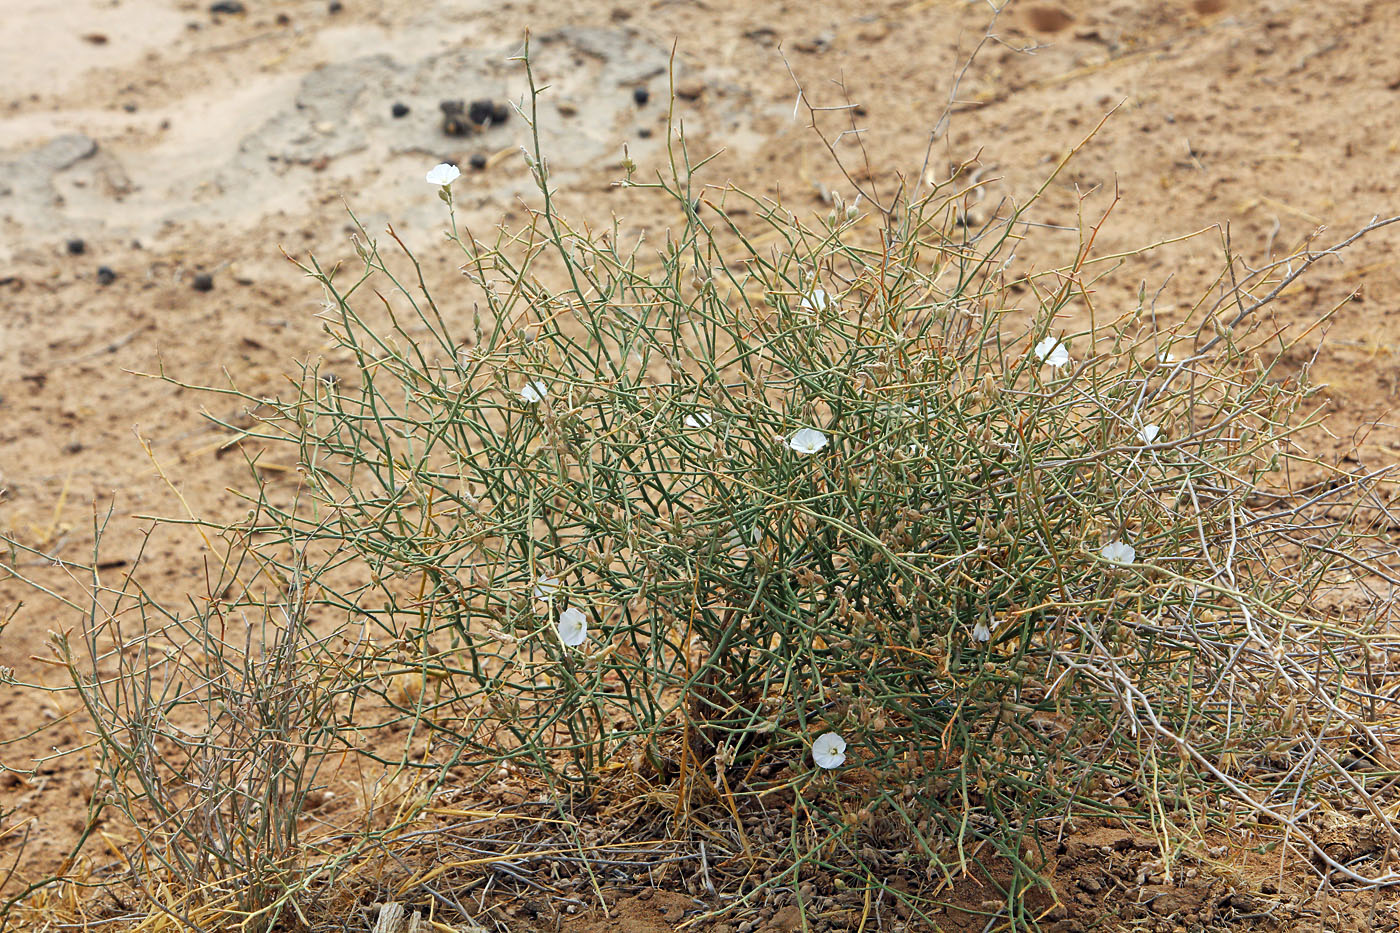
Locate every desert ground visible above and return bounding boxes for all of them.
[4,0,1400,929]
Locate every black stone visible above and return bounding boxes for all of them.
[192,273,214,292]
[209,1,245,14]
[467,99,495,125]
[491,102,510,124]
[391,102,410,118]
[328,0,343,11]
[632,86,649,106]
[66,238,86,255]
[469,152,487,171]
[96,266,117,286]
[439,100,468,136]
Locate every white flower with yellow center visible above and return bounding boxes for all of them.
[811,731,847,769]
[425,162,461,186]
[556,607,588,648]
[788,427,829,456]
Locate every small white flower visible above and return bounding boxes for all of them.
[973,619,991,643]
[556,606,588,647]
[519,380,549,404]
[1034,336,1071,369]
[425,162,461,186]
[1138,424,1161,444]
[684,411,714,429]
[728,526,761,552]
[1156,346,1177,365]
[811,731,847,770]
[532,576,560,601]
[1101,540,1136,564]
[800,288,830,313]
[788,427,829,455]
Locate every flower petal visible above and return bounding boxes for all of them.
[533,576,559,601]
[1101,541,1136,564]
[812,731,847,769]
[556,607,588,647]
[788,427,829,455]
[426,162,461,186]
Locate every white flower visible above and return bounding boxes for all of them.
[788,427,829,455]
[426,162,461,186]
[728,526,760,552]
[1156,346,1177,365]
[684,411,714,429]
[519,380,549,404]
[973,619,991,643]
[800,288,829,312]
[811,731,847,770]
[1101,540,1136,564]
[556,607,588,647]
[532,576,559,601]
[1034,336,1071,368]
[1138,424,1161,444]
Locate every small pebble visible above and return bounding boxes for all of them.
[638,126,653,138]
[633,86,650,106]
[467,99,495,125]
[469,152,487,171]
[96,266,117,286]
[491,101,510,124]
[391,102,410,118]
[328,0,343,11]
[209,1,245,13]
[66,238,86,255]
[191,273,214,292]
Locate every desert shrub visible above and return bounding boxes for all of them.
[8,52,1400,931]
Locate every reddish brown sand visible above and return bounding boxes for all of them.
[4,0,1400,929]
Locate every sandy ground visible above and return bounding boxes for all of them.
[4,0,1400,928]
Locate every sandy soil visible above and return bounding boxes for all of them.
[4,0,1400,928]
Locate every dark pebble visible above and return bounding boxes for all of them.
[275,12,291,25]
[328,0,344,11]
[491,102,510,124]
[633,86,649,106]
[192,273,214,292]
[469,152,487,171]
[66,238,86,255]
[391,102,410,118]
[439,100,468,136]
[638,126,653,138]
[96,266,117,286]
[122,102,138,113]
[209,1,245,13]
[467,99,495,125]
